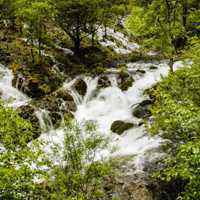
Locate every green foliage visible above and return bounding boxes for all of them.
[0,0,15,25]
[0,101,33,149]
[0,102,49,199]
[15,0,54,61]
[48,121,113,200]
[0,105,114,199]
[151,65,200,141]
[126,0,199,56]
[154,140,200,200]
[52,0,130,51]
[151,38,200,199]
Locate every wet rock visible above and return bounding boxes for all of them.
[34,89,76,128]
[132,100,152,118]
[118,71,135,91]
[73,78,87,96]
[18,105,41,138]
[149,65,158,70]
[136,69,146,74]
[12,76,46,98]
[0,48,10,64]
[98,75,111,89]
[56,89,74,101]
[120,76,134,91]
[111,120,134,135]
[27,79,45,98]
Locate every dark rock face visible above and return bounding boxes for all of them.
[18,105,41,139]
[98,75,111,89]
[73,78,87,96]
[111,120,134,135]
[0,48,10,64]
[132,100,152,118]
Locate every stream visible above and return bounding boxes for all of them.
[0,30,186,171]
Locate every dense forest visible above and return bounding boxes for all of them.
[0,0,199,199]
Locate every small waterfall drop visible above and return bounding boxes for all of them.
[0,64,29,107]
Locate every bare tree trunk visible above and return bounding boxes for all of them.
[31,48,35,64]
[169,58,174,73]
[182,0,188,29]
[103,26,107,41]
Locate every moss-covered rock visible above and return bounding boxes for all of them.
[132,100,152,118]
[12,60,65,99]
[34,89,76,128]
[73,78,87,96]
[111,120,134,135]
[98,75,111,89]
[136,69,146,74]
[118,70,135,91]
[120,76,135,91]
[0,48,11,64]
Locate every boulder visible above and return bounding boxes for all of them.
[98,75,111,89]
[34,89,76,128]
[73,78,87,96]
[118,71,135,91]
[120,77,134,91]
[0,48,10,64]
[111,120,134,135]
[132,100,152,118]
[149,65,158,70]
[136,69,146,74]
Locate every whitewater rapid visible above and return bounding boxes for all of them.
[0,28,188,170]
[0,64,29,107]
[0,58,186,170]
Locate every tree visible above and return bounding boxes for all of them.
[0,0,16,28]
[150,38,200,199]
[126,0,199,71]
[52,0,130,52]
[15,0,53,63]
[0,101,49,199]
[52,0,101,52]
[47,121,113,200]
[0,103,114,199]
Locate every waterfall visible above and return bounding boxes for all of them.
[0,64,29,107]
[35,59,187,170]
[0,33,189,171]
[35,109,54,132]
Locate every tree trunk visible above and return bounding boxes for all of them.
[169,58,174,73]
[103,26,107,41]
[31,48,35,64]
[74,38,81,53]
[182,0,188,29]
[91,31,95,47]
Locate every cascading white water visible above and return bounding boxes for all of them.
[97,27,140,54]
[35,109,54,132]
[0,64,29,107]
[0,32,189,171]
[37,59,187,170]
[70,62,171,170]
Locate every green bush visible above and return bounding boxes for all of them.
[151,58,200,199]
[48,121,114,200]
